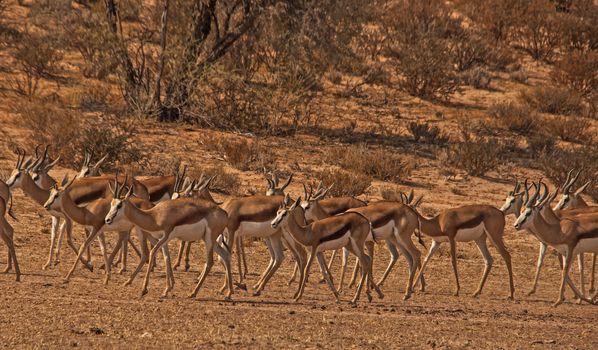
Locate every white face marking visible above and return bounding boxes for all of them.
[271,208,288,229]
[500,195,515,212]
[43,188,61,210]
[514,208,533,230]
[6,170,21,188]
[105,199,125,225]
[555,194,570,210]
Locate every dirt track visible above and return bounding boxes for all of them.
[1,190,597,349]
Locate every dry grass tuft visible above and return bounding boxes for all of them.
[311,168,371,197]
[488,101,536,135]
[325,145,414,183]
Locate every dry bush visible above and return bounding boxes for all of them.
[488,101,536,135]
[538,145,598,200]
[520,86,585,116]
[438,130,504,176]
[384,0,461,101]
[526,134,556,156]
[513,0,562,62]
[326,145,414,183]
[327,71,343,85]
[311,168,371,197]
[558,1,598,51]
[460,0,527,43]
[542,116,593,143]
[72,82,111,111]
[460,67,492,89]
[17,100,142,170]
[510,70,529,84]
[407,121,449,144]
[193,166,241,196]
[206,137,276,172]
[139,154,181,177]
[61,9,118,80]
[552,51,598,98]
[11,33,63,97]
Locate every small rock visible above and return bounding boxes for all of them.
[228,325,235,329]
[289,310,296,315]
[89,327,104,335]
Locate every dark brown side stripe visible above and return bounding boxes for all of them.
[455,215,484,230]
[319,222,351,244]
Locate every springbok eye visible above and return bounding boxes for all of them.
[117,203,122,209]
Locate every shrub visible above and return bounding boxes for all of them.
[407,121,448,144]
[206,137,276,172]
[140,154,181,176]
[72,82,111,111]
[311,168,371,197]
[451,33,492,72]
[17,100,142,170]
[513,0,562,62]
[326,145,414,182]
[384,0,461,101]
[526,133,557,156]
[461,0,527,43]
[510,70,529,84]
[189,165,241,196]
[11,33,63,97]
[551,51,598,98]
[520,86,585,116]
[460,67,492,89]
[538,145,598,200]
[438,132,504,176]
[488,101,536,134]
[327,71,343,85]
[543,116,593,143]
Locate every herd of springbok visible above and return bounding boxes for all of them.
[1,146,598,307]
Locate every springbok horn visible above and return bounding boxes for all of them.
[523,178,530,206]
[575,181,591,195]
[281,173,293,191]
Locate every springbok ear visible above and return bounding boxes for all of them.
[575,181,591,195]
[60,174,70,187]
[412,195,423,208]
[64,174,76,189]
[266,178,274,190]
[22,158,33,170]
[124,184,134,199]
[283,193,291,206]
[290,196,301,209]
[407,189,414,203]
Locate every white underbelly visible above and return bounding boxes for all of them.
[104,221,133,232]
[236,221,277,239]
[370,221,394,241]
[434,223,485,242]
[573,238,598,255]
[317,233,350,252]
[171,219,209,242]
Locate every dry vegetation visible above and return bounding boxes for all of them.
[1,0,598,347]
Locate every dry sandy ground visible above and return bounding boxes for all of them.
[1,185,597,350]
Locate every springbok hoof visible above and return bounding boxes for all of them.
[367,292,373,303]
[552,298,564,307]
[253,291,261,297]
[472,292,481,298]
[526,289,536,296]
[234,283,247,291]
[224,296,232,302]
[403,294,411,301]
[185,265,190,272]
[140,288,149,297]
[188,293,197,299]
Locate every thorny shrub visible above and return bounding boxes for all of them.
[488,101,536,135]
[438,129,504,176]
[206,137,276,172]
[311,168,371,197]
[542,116,593,144]
[17,100,142,170]
[551,51,598,98]
[520,86,586,116]
[538,145,598,200]
[407,122,449,144]
[326,145,414,183]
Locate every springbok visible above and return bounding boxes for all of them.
[271,195,384,304]
[104,181,233,299]
[412,202,514,299]
[43,174,148,283]
[0,181,19,281]
[222,193,307,297]
[514,182,598,306]
[76,150,109,179]
[553,170,597,294]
